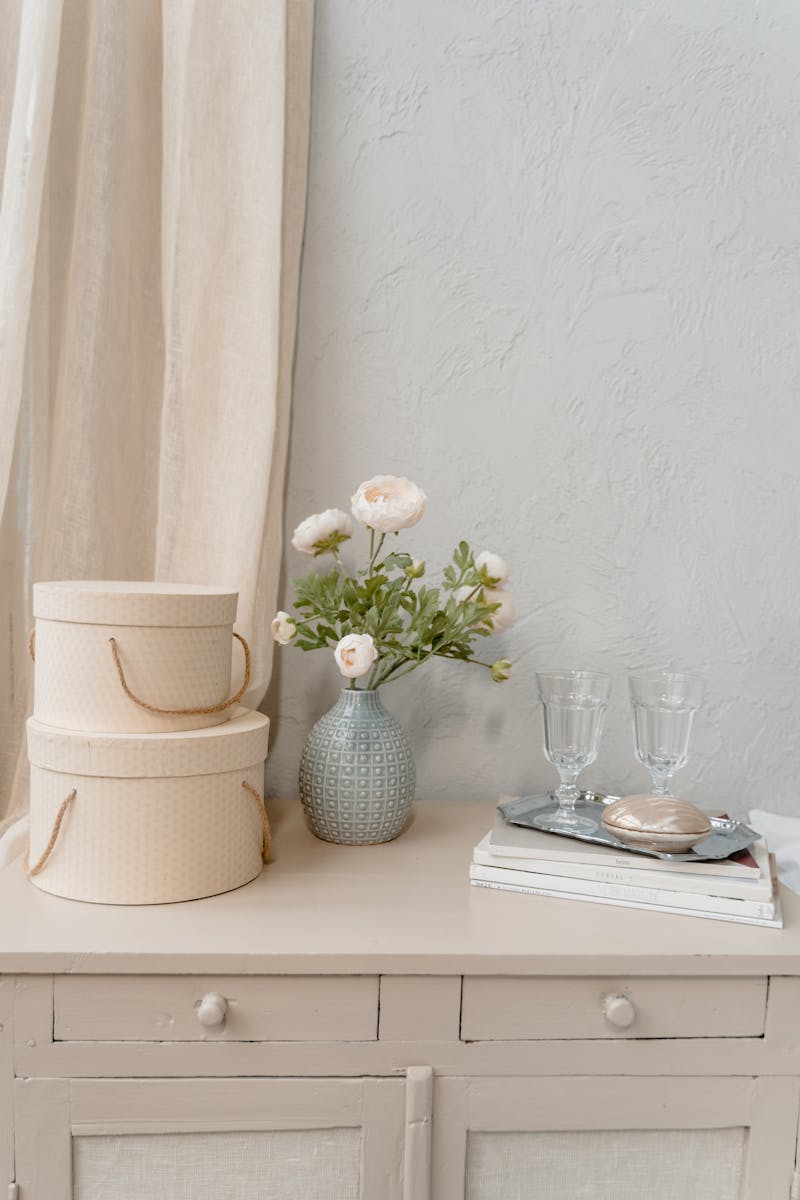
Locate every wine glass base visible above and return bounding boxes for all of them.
[536,811,597,835]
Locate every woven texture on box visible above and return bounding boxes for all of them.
[33,620,234,733]
[27,708,269,778]
[28,763,267,904]
[33,580,238,627]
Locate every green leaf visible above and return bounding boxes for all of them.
[382,552,413,573]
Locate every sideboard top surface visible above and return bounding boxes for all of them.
[1,798,799,975]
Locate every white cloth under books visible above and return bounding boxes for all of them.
[0,0,314,832]
[749,809,800,896]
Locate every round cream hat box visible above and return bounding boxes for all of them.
[31,581,248,734]
[26,707,270,905]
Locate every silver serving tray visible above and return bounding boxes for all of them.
[498,792,759,862]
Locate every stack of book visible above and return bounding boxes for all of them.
[470,813,782,927]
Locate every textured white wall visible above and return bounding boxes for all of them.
[265,0,800,817]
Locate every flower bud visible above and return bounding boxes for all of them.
[491,658,512,683]
[405,558,425,579]
[271,611,297,645]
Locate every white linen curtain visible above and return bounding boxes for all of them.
[0,0,314,829]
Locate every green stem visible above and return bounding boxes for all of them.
[291,615,325,631]
[368,529,386,574]
[366,660,382,690]
[370,577,490,687]
[440,653,494,669]
[372,629,496,687]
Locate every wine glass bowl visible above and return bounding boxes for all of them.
[629,671,704,798]
[535,670,611,834]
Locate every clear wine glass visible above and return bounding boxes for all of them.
[629,671,705,797]
[535,670,611,834]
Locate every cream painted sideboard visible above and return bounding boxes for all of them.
[3,798,800,1199]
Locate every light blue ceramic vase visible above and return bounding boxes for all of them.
[299,688,415,844]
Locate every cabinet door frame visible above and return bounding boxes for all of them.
[432,1074,800,1200]
[15,1075,405,1199]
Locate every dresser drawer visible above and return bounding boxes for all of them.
[460,976,768,1041]
[54,975,379,1042]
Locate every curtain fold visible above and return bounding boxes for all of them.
[0,0,64,523]
[0,0,314,828]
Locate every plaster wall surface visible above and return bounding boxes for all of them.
[266,0,800,816]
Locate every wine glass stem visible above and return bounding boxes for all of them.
[650,770,672,797]
[555,769,581,814]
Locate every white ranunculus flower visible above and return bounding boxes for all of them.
[484,586,516,632]
[350,475,427,534]
[476,550,510,586]
[334,633,378,679]
[291,508,353,556]
[270,611,297,645]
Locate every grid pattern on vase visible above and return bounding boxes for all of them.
[299,690,415,844]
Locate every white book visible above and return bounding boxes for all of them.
[469,860,777,921]
[473,833,773,902]
[469,861,783,929]
[489,813,764,880]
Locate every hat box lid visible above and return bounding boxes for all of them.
[27,706,269,779]
[33,580,238,628]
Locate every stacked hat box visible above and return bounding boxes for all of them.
[25,581,270,905]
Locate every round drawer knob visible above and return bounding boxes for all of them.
[603,993,636,1029]
[197,992,228,1028]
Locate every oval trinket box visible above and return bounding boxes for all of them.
[601,795,712,854]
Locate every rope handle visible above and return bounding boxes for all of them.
[24,782,269,880]
[242,781,271,863]
[30,628,250,717]
[109,631,251,716]
[24,790,76,877]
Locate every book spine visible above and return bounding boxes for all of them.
[469,863,776,919]
[473,849,771,901]
[470,878,783,928]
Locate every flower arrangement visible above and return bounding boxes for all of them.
[272,474,513,690]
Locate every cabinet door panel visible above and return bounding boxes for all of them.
[74,1129,361,1200]
[467,1128,745,1200]
[432,1076,799,1200]
[16,1076,405,1200]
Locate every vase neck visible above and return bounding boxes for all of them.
[336,687,384,713]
